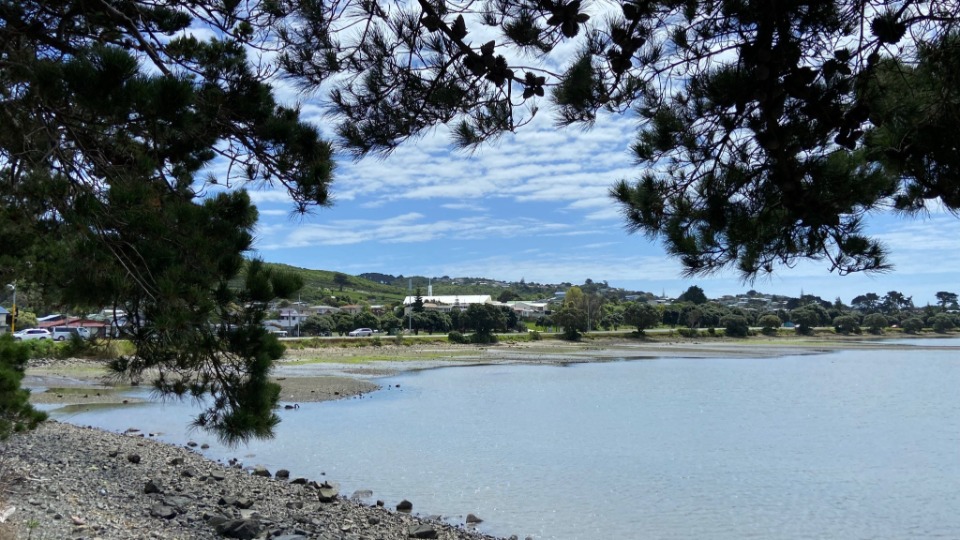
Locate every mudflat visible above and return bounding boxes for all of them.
[25,332,955,405]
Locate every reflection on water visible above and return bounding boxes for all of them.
[44,343,960,540]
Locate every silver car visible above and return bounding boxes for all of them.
[348,328,374,337]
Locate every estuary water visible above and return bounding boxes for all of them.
[44,341,960,539]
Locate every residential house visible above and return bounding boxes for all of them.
[504,301,549,318]
[339,304,364,315]
[277,308,310,331]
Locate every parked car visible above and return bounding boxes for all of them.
[51,326,91,341]
[13,328,51,341]
[348,328,374,337]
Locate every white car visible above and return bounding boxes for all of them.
[13,328,51,341]
[348,328,374,337]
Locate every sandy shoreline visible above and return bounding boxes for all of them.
[24,333,957,406]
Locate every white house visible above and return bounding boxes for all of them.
[504,301,549,318]
[402,294,492,314]
[277,308,310,330]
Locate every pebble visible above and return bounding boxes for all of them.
[3,421,508,540]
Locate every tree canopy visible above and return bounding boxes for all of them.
[274,0,958,278]
[1,0,331,443]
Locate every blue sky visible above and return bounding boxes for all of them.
[237,103,959,307]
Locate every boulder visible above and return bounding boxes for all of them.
[396,499,413,512]
[351,489,373,500]
[275,469,290,480]
[251,466,271,478]
[143,480,162,494]
[408,524,438,538]
[149,504,177,519]
[466,513,483,524]
[216,518,262,540]
[317,482,338,503]
[126,453,141,464]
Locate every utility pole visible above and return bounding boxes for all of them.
[6,283,16,334]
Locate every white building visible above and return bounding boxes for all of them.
[402,294,492,314]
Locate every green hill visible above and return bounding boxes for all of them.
[252,263,407,306]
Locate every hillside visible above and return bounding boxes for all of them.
[255,263,407,305]
[257,263,656,307]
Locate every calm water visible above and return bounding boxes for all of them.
[43,343,960,539]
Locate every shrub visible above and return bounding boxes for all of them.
[902,317,924,334]
[930,313,955,334]
[447,331,466,344]
[469,332,498,344]
[758,314,782,336]
[862,313,888,335]
[677,328,698,338]
[721,315,749,337]
[832,315,861,335]
[371,336,382,347]
[0,336,48,440]
[528,330,541,341]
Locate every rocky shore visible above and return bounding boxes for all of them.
[1,421,504,540]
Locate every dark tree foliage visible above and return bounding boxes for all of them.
[721,315,749,338]
[0,1,332,443]
[0,336,48,440]
[274,0,959,277]
[333,273,351,292]
[677,285,708,305]
[463,303,506,340]
[623,301,660,333]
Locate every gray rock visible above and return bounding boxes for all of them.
[144,480,162,494]
[351,489,374,500]
[164,496,194,511]
[206,515,229,527]
[397,499,413,512]
[409,524,438,538]
[216,518,263,539]
[274,535,307,540]
[167,457,184,466]
[466,513,483,524]
[252,465,271,478]
[150,504,177,519]
[238,508,260,520]
[290,477,308,485]
[275,469,290,480]
[181,466,198,478]
[127,453,141,464]
[317,482,338,503]
[209,470,226,481]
